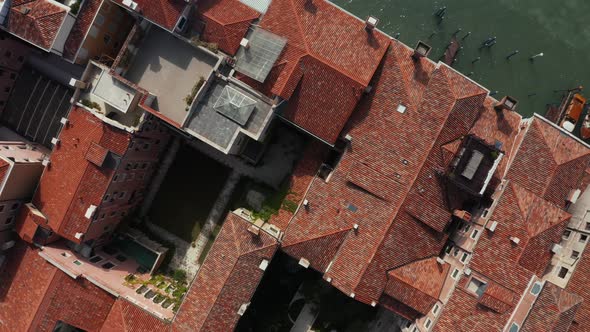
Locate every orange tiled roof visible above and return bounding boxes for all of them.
[32,106,131,243]
[196,0,260,55]
[255,0,390,144]
[7,0,68,51]
[522,282,581,332]
[113,0,186,31]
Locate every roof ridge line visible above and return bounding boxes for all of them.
[27,264,59,331]
[352,68,457,295]
[283,227,351,248]
[288,0,310,54]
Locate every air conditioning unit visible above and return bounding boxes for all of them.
[84,205,97,219]
[60,117,69,126]
[486,220,498,232]
[344,134,353,143]
[567,189,581,204]
[237,303,250,316]
[247,224,260,236]
[240,38,250,49]
[326,277,332,283]
[353,223,359,231]
[350,293,355,298]
[42,158,51,167]
[259,259,269,271]
[464,268,472,276]
[74,232,84,240]
[299,258,310,269]
[370,301,377,307]
[510,236,521,245]
[551,243,562,254]
[51,137,60,146]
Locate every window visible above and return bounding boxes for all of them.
[4,216,13,225]
[125,163,132,171]
[530,282,542,295]
[141,163,147,169]
[451,268,460,280]
[11,203,19,210]
[113,175,119,182]
[142,143,150,151]
[110,211,116,217]
[509,323,520,332]
[73,260,83,266]
[95,14,105,26]
[103,194,110,202]
[467,278,487,297]
[118,192,126,199]
[103,34,111,45]
[464,224,471,233]
[0,205,5,212]
[558,266,569,278]
[88,26,99,38]
[572,250,580,259]
[470,229,479,239]
[460,253,469,263]
[563,230,572,239]
[586,222,590,231]
[580,234,588,243]
[432,303,440,315]
[425,318,432,329]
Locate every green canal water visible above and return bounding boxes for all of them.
[332,0,590,117]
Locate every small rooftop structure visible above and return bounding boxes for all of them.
[185,77,273,153]
[235,27,287,82]
[91,67,138,114]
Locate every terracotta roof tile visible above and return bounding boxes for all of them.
[173,213,278,332]
[101,298,170,332]
[196,0,260,55]
[566,237,590,331]
[14,203,46,243]
[0,241,57,331]
[256,0,390,144]
[113,0,186,31]
[7,0,67,51]
[32,106,131,242]
[478,281,515,314]
[523,282,581,332]
[384,257,449,315]
[63,0,102,60]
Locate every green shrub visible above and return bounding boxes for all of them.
[173,269,187,283]
[81,99,101,111]
[70,1,80,15]
[184,77,205,106]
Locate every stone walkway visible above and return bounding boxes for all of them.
[144,221,201,280]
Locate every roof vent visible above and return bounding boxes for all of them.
[436,257,446,265]
[122,0,138,10]
[60,117,70,126]
[396,104,407,114]
[350,293,356,298]
[259,259,269,271]
[567,189,581,204]
[365,16,379,31]
[84,205,97,219]
[42,158,51,167]
[74,232,84,240]
[353,223,359,231]
[510,236,521,245]
[326,277,332,283]
[551,243,562,254]
[494,96,518,112]
[240,38,250,49]
[464,267,472,276]
[486,220,498,232]
[344,134,353,143]
[299,257,310,268]
[412,41,432,60]
[237,303,250,316]
[303,199,310,210]
[51,137,60,146]
[370,301,377,307]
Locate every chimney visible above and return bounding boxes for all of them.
[240,38,250,49]
[247,224,260,236]
[494,96,518,112]
[453,209,472,222]
[365,16,379,31]
[412,41,432,61]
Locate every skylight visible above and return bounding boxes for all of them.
[213,86,257,125]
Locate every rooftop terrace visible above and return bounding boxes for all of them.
[185,78,273,153]
[124,25,220,126]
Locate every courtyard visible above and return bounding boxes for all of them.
[147,144,230,243]
[124,25,220,126]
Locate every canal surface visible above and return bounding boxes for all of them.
[333,0,590,117]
